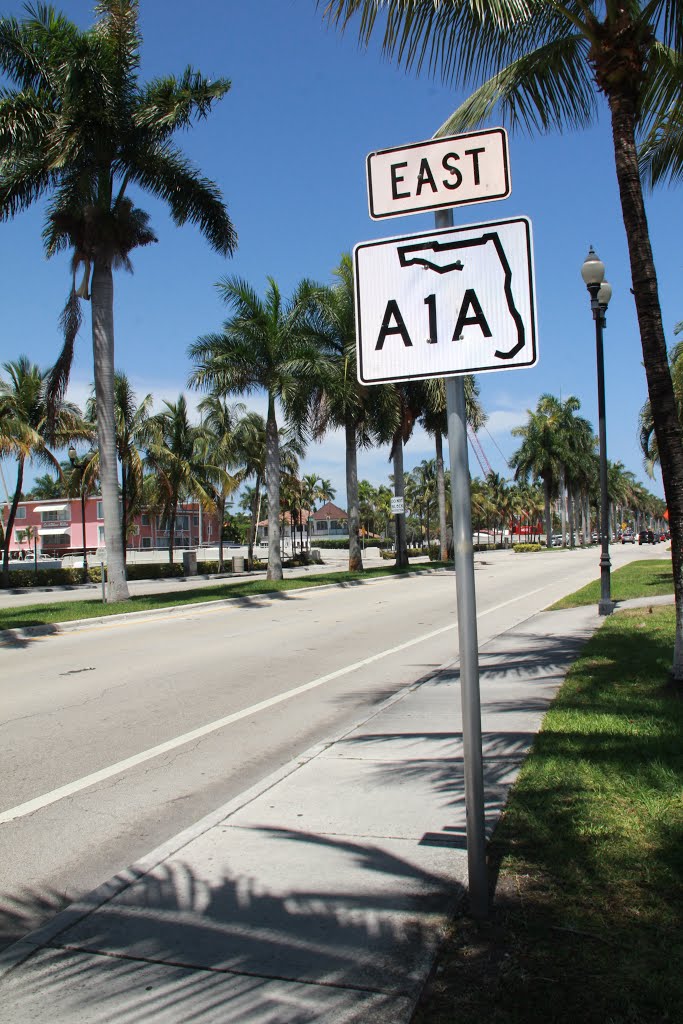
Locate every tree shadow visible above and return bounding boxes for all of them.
[0,622,60,648]
[1,830,464,1023]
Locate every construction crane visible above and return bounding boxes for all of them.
[467,425,493,477]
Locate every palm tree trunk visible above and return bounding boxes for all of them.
[1,458,24,588]
[168,508,176,566]
[543,477,552,549]
[265,396,282,581]
[248,476,260,567]
[120,465,128,566]
[345,418,363,572]
[609,90,683,682]
[434,431,447,558]
[559,467,567,546]
[218,495,226,571]
[91,257,129,601]
[393,441,409,568]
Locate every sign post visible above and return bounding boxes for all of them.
[436,207,488,919]
[356,128,534,920]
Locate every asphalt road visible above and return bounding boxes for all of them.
[0,544,668,948]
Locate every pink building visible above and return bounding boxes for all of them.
[1,497,220,558]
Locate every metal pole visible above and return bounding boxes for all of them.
[436,207,488,918]
[101,560,106,603]
[590,288,613,615]
[81,486,88,584]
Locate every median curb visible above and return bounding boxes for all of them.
[0,566,449,644]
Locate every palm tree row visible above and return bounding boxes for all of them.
[186,253,488,581]
[511,393,666,545]
[0,356,355,577]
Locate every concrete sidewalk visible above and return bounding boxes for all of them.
[1,602,601,1023]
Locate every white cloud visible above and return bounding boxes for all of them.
[484,407,528,436]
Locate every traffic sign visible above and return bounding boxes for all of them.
[354,215,537,385]
[366,129,510,220]
[390,496,405,514]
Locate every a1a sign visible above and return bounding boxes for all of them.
[354,216,537,385]
[367,129,510,220]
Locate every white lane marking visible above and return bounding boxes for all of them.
[0,574,570,825]
[0,621,455,824]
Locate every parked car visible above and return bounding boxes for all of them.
[621,532,636,544]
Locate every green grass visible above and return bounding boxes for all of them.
[413,605,683,1024]
[551,557,673,608]
[0,563,449,633]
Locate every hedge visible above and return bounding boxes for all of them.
[2,558,246,588]
[312,538,394,550]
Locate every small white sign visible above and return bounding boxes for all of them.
[354,216,537,385]
[367,129,510,220]
[390,496,405,514]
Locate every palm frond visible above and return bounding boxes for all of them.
[125,141,236,255]
[136,68,231,138]
[44,288,82,430]
[638,43,683,186]
[437,32,594,136]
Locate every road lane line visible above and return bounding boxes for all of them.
[0,621,456,824]
[0,574,572,825]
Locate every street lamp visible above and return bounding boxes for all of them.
[581,246,614,615]
[68,445,89,584]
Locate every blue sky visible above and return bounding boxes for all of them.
[2,0,681,505]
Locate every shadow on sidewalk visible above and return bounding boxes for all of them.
[2,831,463,1023]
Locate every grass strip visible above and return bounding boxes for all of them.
[0,563,449,632]
[551,557,673,609]
[413,605,683,1024]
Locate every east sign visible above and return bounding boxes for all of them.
[354,216,537,385]
[366,129,510,220]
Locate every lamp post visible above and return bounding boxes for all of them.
[581,247,614,615]
[68,445,89,584]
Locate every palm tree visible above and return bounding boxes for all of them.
[420,375,486,558]
[322,0,683,678]
[0,356,85,586]
[0,1,236,601]
[188,276,319,581]
[640,336,683,477]
[144,396,221,565]
[27,473,63,501]
[414,459,437,549]
[301,473,324,550]
[306,254,395,571]
[357,479,377,542]
[511,396,567,547]
[197,394,245,570]
[232,413,305,566]
[85,372,153,564]
[387,382,425,568]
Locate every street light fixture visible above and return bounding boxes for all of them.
[581,246,614,615]
[68,445,89,584]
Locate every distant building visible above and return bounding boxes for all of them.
[1,497,220,558]
[256,501,349,547]
[310,501,348,538]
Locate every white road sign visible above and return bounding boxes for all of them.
[354,216,537,385]
[366,129,510,220]
[390,496,405,514]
